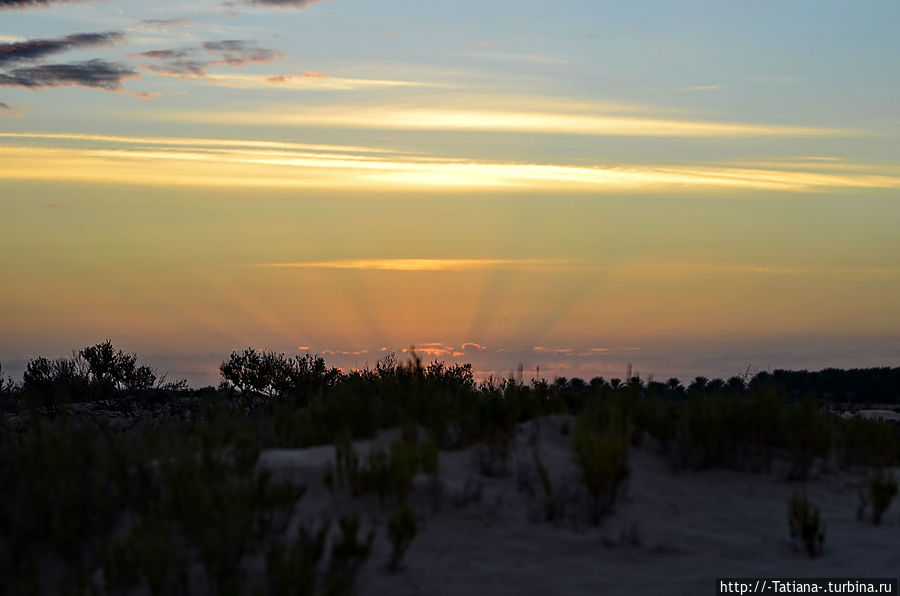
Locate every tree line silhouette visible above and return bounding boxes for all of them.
[1,342,899,412]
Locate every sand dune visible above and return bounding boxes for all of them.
[259,415,899,595]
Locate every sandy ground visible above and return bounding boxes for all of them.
[258,416,899,596]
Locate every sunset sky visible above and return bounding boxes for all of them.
[2,0,899,385]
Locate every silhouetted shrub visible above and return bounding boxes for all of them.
[532,443,555,522]
[573,401,630,523]
[322,515,374,596]
[477,436,511,478]
[387,505,418,572]
[839,416,899,469]
[335,435,423,506]
[219,348,339,404]
[159,429,304,596]
[266,522,328,596]
[20,341,172,412]
[784,399,832,480]
[868,471,898,525]
[0,362,17,408]
[419,436,440,479]
[22,354,89,411]
[788,492,825,557]
[104,515,185,596]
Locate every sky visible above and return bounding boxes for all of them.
[2,0,900,385]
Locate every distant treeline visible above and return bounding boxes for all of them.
[1,342,898,408]
[765,368,900,404]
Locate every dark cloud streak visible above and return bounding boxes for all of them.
[0,32,124,66]
[244,0,324,6]
[0,59,137,90]
[134,40,280,77]
[140,18,190,28]
[226,0,325,9]
[0,0,91,9]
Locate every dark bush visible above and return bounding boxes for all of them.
[869,471,898,525]
[573,400,630,523]
[322,515,374,596]
[266,522,328,596]
[788,492,825,557]
[219,348,339,404]
[387,505,418,572]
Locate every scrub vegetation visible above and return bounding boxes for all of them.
[1,343,899,594]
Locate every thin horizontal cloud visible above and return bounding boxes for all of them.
[612,262,900,278]
[676,84,722,92]
[0,131,395,153]
[728,158,899,174]
[1,138,899,192]
[170,105,859,138]
[213,72,442,90]
[0,59,137,90]
[140,18,190,28]
[533,347,574,354]
[250,259,900,278]
[456,51,568,64]
[249,259,580,272]
[133,40,280,78]
[242,0,325,8]
[0,31,124,66]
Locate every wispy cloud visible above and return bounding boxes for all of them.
[611,262,900,278]
[166,104,859,138]
[0,31,123,66]
[214,72,441,90]
[456,51,568,64]
[0,131,395,153]
[675,84,722,92]
[0,59,137,90]
[0,100,21,116]
[249,259,579,271]
[241,0,326,8]
[133,40,280,78]
[1,134,898,192]
[139,18,191,29]
[246,259,900,277]
[533,346,574,354]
